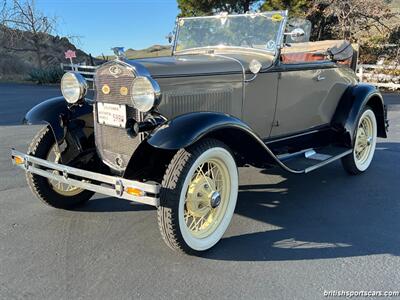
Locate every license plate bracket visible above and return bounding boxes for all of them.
[97,102,127,128]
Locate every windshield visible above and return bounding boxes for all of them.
[174,11,287,54]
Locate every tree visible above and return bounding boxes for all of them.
[305,1,338,41]
[315,0,397,42]
[177,0,261,17]
[0,1,6,22]
[260,0,310,17]
[1,0,57,68]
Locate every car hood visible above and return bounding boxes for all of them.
[132,53,274,78]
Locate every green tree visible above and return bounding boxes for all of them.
[177,0,260,17]
[260,0,310,17]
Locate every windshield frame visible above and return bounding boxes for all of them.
[173,11,288,56]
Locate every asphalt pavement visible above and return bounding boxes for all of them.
[0,83,399,299]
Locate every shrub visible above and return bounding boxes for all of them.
[28,67,64,84]
[0,53,30,76]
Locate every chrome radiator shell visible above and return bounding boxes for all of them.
[94,62,143,171]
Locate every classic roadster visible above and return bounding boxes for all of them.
[11,11,388,254]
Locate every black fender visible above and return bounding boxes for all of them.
[147,112,253,150]
[332,84,388,147]
[146,112,302,173]
[23,96,93,143]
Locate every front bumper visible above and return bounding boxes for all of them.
[11,149,160,207]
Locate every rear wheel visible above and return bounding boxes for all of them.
[157,139,238,254]
[26,126,94,209]
[341,107,377,175]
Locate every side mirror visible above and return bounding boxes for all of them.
[284,28,305,42]
[166,32,174,44]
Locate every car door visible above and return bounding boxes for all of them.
[270,61,352,137]
[242,71,279,139]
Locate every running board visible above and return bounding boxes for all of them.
[276,146,352,174]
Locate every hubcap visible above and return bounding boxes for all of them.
[210,191,222,208]
[184,159,231,239]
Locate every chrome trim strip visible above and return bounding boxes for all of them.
[265,129,321,144]
[11,149,160,207]
[175,46,276,56]
[178,11,287,20]
[277,148,314,161]
[207,53,246,113]
[304,149,352,173]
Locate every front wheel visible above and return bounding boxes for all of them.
[341,107,378,175]
[157,139,238,254]
[26,126,94,209]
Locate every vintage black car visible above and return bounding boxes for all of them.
[11,11,388,254]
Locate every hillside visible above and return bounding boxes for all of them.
[99,45,172,61]
[0,26,91,81]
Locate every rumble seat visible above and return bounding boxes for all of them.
[281,40,354,65]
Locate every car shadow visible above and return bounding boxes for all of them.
[73,142,400,261]
[77,197,156,212]
[199,144,400,261]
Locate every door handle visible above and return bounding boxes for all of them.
[315,75,326,81]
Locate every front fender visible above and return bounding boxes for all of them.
[23,96,93,143]
[146,112,302,173]
[332,84,387,147]
[147,112,252,150]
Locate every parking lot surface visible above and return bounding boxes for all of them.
[1,83,399,299]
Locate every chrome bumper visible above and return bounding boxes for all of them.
[11,149,160,207]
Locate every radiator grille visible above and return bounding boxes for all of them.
[94,62,142,171]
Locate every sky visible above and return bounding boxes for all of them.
[35,0,179,56]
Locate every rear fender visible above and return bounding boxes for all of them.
[332,84,387,147]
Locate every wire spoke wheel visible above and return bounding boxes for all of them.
[158,139,238,253]
[342,107,377,175]
[26,126,94,209]
[184,158,231,239]
[353,109,377,171]
[46,145,83,197]
[355,117,374,164]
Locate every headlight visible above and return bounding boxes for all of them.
[131,77,158,112]
[61,72,88,104]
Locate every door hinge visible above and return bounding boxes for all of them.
[273,120,280,127]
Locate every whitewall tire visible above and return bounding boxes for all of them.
[157,139,238,254]
[341,107,377,174]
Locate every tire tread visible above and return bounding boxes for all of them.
[26,126,93,209]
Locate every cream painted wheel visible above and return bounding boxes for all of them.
[158,139,238,254]
[47,144,83,196]
[184,159,231,238]
[353,109,377,171]
[26,126,94,209]
[342,108,377,174]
